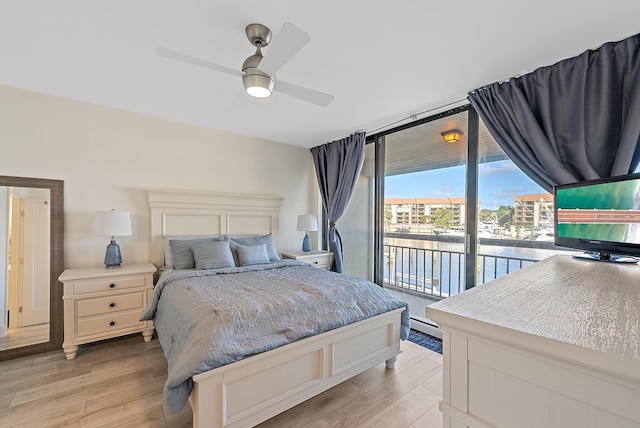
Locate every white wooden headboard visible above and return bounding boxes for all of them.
[147,189,283,268]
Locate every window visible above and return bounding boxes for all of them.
[340,143,376,280]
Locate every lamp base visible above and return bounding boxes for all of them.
[301,233,311,252]
[104,239,123,268]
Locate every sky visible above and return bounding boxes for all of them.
[384,159,547,211]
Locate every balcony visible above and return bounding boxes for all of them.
[382,235,575,326]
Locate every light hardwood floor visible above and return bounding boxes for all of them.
[0,334,443,428]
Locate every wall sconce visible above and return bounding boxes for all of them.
[441,129,464,143]
[297,214,318,253]
[92,210,132,268]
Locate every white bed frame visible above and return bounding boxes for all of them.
[148,189,403,428]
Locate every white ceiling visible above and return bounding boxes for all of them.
[2,1,639,149]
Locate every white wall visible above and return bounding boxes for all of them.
[0,85,321,268]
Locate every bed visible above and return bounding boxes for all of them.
[144,189,409,428]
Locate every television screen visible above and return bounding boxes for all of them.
[553,172,640,262]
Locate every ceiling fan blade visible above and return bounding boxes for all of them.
[156,47,242,77]
[259,22,311,76]
[275,80,334,107]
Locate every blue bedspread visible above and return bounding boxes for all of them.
[140,260,409,413]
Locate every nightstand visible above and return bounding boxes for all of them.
[58,263,156,360]
[281,250,334,270]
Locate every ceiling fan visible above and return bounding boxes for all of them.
[156,22,334,107]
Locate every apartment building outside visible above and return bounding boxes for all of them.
[513,193,554,229]
[385,197,466,227]
[385,193,553,231]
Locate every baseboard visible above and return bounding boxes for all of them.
[410,318,442,339]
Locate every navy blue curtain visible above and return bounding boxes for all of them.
[468,33,640,192]
[310,132,365,273]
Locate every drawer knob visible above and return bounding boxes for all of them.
[109,321,116,327]
[109,283,116,288]
[109,302,116,308]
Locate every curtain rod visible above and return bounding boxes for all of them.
[365,67,531,136]
[366,97,469,135]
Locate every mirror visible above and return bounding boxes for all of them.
[0,176,63,361]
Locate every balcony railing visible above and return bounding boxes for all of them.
[384,243,540,299]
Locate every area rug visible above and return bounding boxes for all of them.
[407,329,442,354]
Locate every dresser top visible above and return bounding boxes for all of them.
[58,262,156,281]
[427,255,640,363]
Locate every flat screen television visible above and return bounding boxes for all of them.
[553,172,640,263]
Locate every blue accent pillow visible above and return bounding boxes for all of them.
[169,237,222,270]
[230,233,280,261]
[236,244,271,266]
[193,240,236,270]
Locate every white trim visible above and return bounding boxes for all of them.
[410,318,442,339]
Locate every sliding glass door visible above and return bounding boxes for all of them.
[475,125,563,284]
[339,105,570,325]
[382,110,468,321]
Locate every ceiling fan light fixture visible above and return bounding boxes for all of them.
[441,129,464,143]
[243,69,274,98]
[156,22,333,106]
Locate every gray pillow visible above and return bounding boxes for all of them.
[236,244,271,266]
[225,237,241,266]
[193,241,236,270]
[230,233,280,261]
[163,235,222,268]
[169,237,221,270]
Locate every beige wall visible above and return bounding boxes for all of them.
[0,85,321,268]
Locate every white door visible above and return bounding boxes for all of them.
[0,188,8,338]
[21,199,50,326]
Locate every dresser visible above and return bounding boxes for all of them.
[58,263,156,360]
[426,255,640,427]
[281,250,333,270]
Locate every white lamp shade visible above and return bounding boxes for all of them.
[297,214,318,232]
[92,210,132,237]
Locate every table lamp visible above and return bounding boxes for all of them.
[297,214,318,253]
[92,209,132,268]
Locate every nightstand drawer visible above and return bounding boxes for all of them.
[77,310,145,338]
[281,251,333,271]
[76,292,144,318]
[303,256,331,269]
[73,275,146,295]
